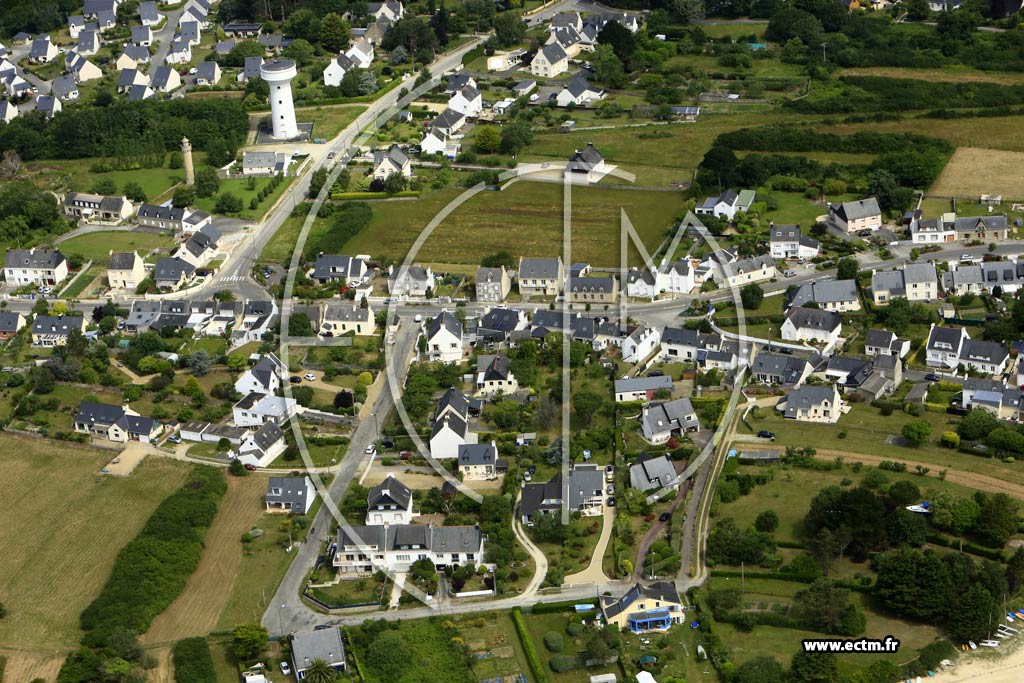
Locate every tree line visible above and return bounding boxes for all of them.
[0,99,249,162]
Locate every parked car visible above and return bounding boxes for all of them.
[280,662,292,676]
[414,314,423,323]
[648,369,665,377]
[757,430,775,439]
[523,472,532,482]
[168,434,182,444]
[925,373,941,382]
[244,463,257,471]
[659,512,671,522]
[289,375,302,383]
[327,151,336,160]
[606,496,616,507]
[784,269,797,278]
[606,485,614,495]
[399,450,413,459]
[365,444,376,455]
[304,372,316,381]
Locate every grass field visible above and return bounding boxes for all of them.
[24,158,195,202]
[837,66,1024,85]
[835,114,1024,154]
[195,175,297,221]
[928,147,1024,200]
[59,264,98,299]
[743,401,1024,486]
[297,104,367,139]
[0,436,189,651]
[58,231,176,261]
[142,474,269,646]
[340,181,685,267]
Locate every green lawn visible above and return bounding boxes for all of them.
[759,191,857,227]
[195,175,297,221]
[60,265,98,299]
[295,104,367,139]
[58,231,176,261]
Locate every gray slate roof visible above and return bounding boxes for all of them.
[426,311,462,340]
[519,257,562,280]
[629,453,679,492]
[458,442,498,467]
[291,628,345,671]
[642,397,699,436]
[782,385,838,418]
[614,375,674,395]
[833,197,881,222]
[266,476,311,508]
[368,474,411,509]
[4,248,66,270]
[785,306,841,333]
[787,280,858,308]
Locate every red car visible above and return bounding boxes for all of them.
[244,463,257,471]
[399,451,413,459]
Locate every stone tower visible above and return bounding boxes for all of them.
[181,136,195,186]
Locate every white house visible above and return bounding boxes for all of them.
[622,325,660,364]
[323,52,354,87]
[166,37,192,64]
[430,412,476,459]
[74,401,162,443]
[768,224,820,260]
[695,189,755,220]
[640,398,700,444]
[334,523,484,574]
[346,38,374,68]
[237,422,287,467]
[925,324,969,370]
[424,311,463,363]
[448,85,483,117]
[234,353,284,396]
[786,280,861,313]
[365,475,415,525]
[66,52,103,82]
[556,76,605,108]
[458,442,503,480]
[781,306,842,345]
[372,144,412,180]
[4,248,68,286]
[320,303,376,337]
[388,264,434,298]
[778,384,843,423]
[865,329,910,358]
[233,393,297,428]
[265,476,317,514]
[564,142,607,184]
[475,354,518,397]
[29,35,58,63]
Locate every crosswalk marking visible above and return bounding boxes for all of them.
[218,275,247,282]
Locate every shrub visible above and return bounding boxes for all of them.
[511,609,548,683]
[941,431,960,449]
[543,631,564,652]
[566,621,583,636]
[173,637,216,683]
[548,655,577,673]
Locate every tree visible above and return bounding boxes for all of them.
[740,283,764,310]
[232,623,268,660]
[959,409,1000,441]
[226,39,266,67]
[755,509,779,533]
[309,167,330,199]
[382,172,406,195]
[172,186,196,208]
[766,8,823,45]
[532,512,566,543]
[365,630,413,679]
[572,388,604,427]
[291,385,314,407]
[598,20,635,60]
[836,257,858,280]
[358,70,379,95]
[188,349,213,376]
[474,126,501,153]
[195,167,220,198]
[901,420,932,447]
[887,480,920,506]
[489,399,520,429]
[734,655,785,683]
[787,650,838,683]
[215,192,243,214]
[390,45,408,64]
[930,492,980,536]
[906,0,930,19]
[334,390,354,409]
[282,9,321,43]
[591,44,626,89]
[122,181,146,202]
[283,38,316,65]
[91,177,118,195]
[0,150,21,180]
[301,658,338,683]
[948,583,996,643]
[791,579,861,635]
[886,507,927,547]
[493,13,526,47]
[500,121,533,155]
[974,493,1019,547]
[320,13,350,53]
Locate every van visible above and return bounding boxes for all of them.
[529,93,539,103]
[784,269,797,278]
[414,314,423,323]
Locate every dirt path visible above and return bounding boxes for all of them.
[145,645,174,683]
[141,475,267,646]
[0,649,65,683]
[811,449,1024,499]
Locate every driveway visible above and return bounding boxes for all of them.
[563,507,614,586]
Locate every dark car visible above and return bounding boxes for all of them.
[659,512,671,522]
[289,375,302,383]
[382,439,395,449]
[314,624,331,630]
[648,369,665,377]
[606,497,616,507]
[757,430,775,439]
[244,463,257,471]
[925,373,941,382]
[527,465,537,474]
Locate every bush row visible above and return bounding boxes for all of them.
[172,637,216,683]
[78,466,227,648]
[511,608,548,683]
[926,533,1006,562]
[716,125,953,156]
[786,76,1024,115]
[710,569,872,593]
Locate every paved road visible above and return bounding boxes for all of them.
[151,7,187,69]
[263,322,418,636]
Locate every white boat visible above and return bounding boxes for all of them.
[970,641,978,650]
[906,502,932,514]
[981,640,1000,648]
[1005,625,1020,633]
[696,645,707,660]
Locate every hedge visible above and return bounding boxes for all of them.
[531,599,593,615]
[710,569,873,593]
[926,533,1006,562]
[511,608,548,683]
[172,637,216,683]
[329,190,421,200]
[77,466,227,648]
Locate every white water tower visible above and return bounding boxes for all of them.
[260,59,298,140]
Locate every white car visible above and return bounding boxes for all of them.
[188,67,198,75]
[304,372,316,381]
[280,661,291,676]
[413,314,423,323]
[365,444,376,455]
